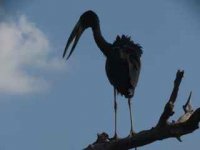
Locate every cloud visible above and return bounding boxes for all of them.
[0,15,64,94]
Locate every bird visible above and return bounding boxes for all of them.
[63,10,143,139]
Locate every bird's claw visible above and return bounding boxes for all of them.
[109,133,119,141]
[128,130,136,138]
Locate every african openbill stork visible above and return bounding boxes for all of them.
[63,10,143,138]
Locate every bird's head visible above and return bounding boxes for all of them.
[79,10,99,29]
[63,10,99,59]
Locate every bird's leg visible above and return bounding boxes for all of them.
[112,88,118,140]
[128,98,135,136]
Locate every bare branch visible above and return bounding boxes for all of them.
[83,70,200,150]
[183,91,193,113]
[177,92,194,123]
[157,70,184,127]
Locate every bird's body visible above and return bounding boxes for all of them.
[63,10,143,138]
[106,35,142,98]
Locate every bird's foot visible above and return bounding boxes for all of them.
[128,130,136,138]
[128,131,137,150]
[109,133,119,141]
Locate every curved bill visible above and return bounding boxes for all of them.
[63,21,84,60]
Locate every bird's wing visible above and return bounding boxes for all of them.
[127,54,141,88]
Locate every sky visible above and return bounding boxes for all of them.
[0,0,199,150]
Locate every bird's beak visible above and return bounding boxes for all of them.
[63,21,84,59]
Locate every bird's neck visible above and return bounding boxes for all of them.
[92,24,111,57]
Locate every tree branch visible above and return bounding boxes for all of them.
[157,70,184,127]
[83,70,200,150]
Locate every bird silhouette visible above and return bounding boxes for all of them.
[63,10,143,139]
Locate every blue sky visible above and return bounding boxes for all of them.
[0,0,199,150]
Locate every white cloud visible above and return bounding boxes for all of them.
[0,15,64,94]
